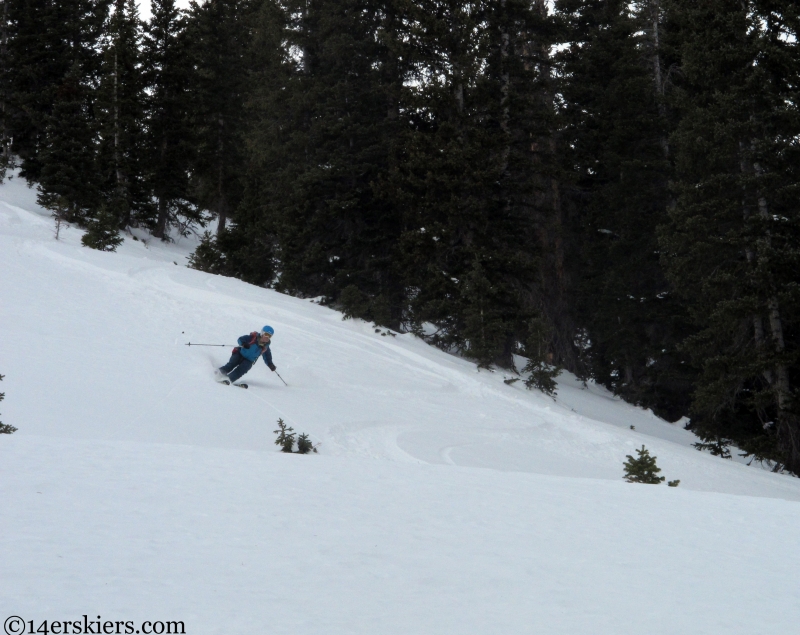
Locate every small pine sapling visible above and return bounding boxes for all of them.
[623,445,665,484]
[273,420,317,454]
[692,436,732,459]
[49,196,71,240]
[0,374,16,434]
[339,286,391,327]
[188,231,226,273]
[81,202,123,251]
[297,433,317,454]
[273,418,296,453]
[522,317,560,396]
[339,285,370,320]
[668,480,680,487]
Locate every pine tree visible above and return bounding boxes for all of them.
[522,317,560,395]
[296,433,314,454]
[5,0,70,179]
[389,0,503,360]
[555,0,693,420]
[184,0,257,237]
[36,60,101,222]
[96,0,147,230]
[187,230,225,272]
[233,0,407,316]
[273,418,295,453]
[623,445,665,483]
[0,373,15,434]
[142,0,198,239]
[393,1,561,368]
[0,0,12,176]
[81,200,124,250]
[661,0,800,472]
[5,0,108,184]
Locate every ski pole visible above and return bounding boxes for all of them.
[185,343,232,347]
[274,371,288,386]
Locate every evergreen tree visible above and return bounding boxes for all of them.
[96,0,147,230]
[522,316,560,395]
[273,418,295,453]
[555,0,694,419]
[661,0,800,472]
[394,0,561,369]
[194,0,285,281]
[81,199,124,250]
[231,0,406,314]
[36,60,101,222]
[5,0,108,184]
[623,445,665,483]
[143,0,197,239]
[0,373,15,435]
[185,0,258,237]
[0,0,11,176]
[296,433,314,454]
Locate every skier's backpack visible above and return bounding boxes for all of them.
[232,332,259,355]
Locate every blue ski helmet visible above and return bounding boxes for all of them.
[261,325,275,336]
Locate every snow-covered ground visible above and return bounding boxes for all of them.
[2,173,799,634]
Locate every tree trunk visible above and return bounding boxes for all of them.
[499,0,510,176]
[0,0,9,173]
[153,139,169,239]
[753,160,791,416]
[647,0,669,158]
[216,113,227,236]
[154,195,168,239]
[741,147,797,468]
[113,45,130,228]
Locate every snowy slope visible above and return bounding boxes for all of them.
[2,174,799,634]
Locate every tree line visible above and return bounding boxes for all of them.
[1,0,798,474]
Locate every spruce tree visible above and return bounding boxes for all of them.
[522,317,560,395]
[96,0,147,231]
[389,0,501,360]
[555,0,693,419]
[81,200,124,250]
[273,418,295,453]
[393,1,561,369]
[297,433,314,454]
[0,0,11,176]
[623,445,665,483]
[5,0,108,184]
[184,0,257,237]
[5,0,71,179]
[0,373,15,435]
[661,0,800,472]
[233,0,407,316]
[142,0,197,239]
[36,60,101,222]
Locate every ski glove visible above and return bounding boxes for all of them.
[269,364,277,372]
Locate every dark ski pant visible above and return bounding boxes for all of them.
[220,351,255,383]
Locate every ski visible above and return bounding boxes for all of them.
[215,379,246,388]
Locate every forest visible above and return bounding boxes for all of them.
[1,0,798,473]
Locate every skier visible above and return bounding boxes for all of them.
[216,326,277,385]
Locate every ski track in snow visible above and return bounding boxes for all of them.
[2,173,800,634]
